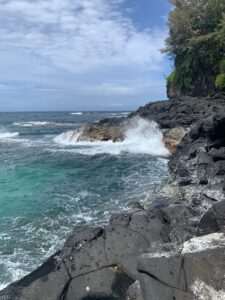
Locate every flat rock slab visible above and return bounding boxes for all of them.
[138,232,225,300]
[65,267,133,300]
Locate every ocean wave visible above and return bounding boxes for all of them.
[108,112,129,115]
[13,121,76,127]
[69,112,83,115]
[54,117,169,156]
[13,121,50,127]
[0,132,19,139]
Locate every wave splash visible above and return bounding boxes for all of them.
[54,117,169,156]
[54,130,82,145]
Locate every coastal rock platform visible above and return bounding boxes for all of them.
[1,95,225,300]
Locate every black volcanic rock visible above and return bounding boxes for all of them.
[1,96,225,299]
[0,210,171,300]
[138,232,225,300]
[130,96,225,129]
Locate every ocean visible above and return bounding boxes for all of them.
[0,111,168,289]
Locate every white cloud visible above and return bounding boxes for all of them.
[0,0,167,73]
[73,82,165,96]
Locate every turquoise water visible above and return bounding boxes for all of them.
[0,111,168,288]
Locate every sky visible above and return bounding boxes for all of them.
[0,0,172,112]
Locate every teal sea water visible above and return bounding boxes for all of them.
[0,111,168,289]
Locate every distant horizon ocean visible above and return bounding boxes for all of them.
[0,111,168,289]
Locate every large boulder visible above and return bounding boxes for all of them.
[197,200,225,236]
[77,118,126,142]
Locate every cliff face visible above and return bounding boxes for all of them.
[166,78,218,99]
[1,95,225,300]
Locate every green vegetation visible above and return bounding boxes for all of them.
[215,74,225,89]
[165,0,225,96]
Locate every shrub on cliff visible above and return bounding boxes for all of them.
[164,0,225,97]
[215,74,225,89]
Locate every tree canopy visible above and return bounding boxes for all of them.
[165,0,225,97]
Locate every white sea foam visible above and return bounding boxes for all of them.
[54,117,169,156]
[0,250,31,291]
[0,282,9,290]
[13,121,76,127]
[70,112,83,115]
[54,130,82,145]
[0,132,19,139]
[13,121,51,127]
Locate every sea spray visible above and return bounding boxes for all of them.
[54,129,82,145]
[123,117,168,156]
[54,117,169,156]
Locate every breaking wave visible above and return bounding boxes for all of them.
[70,112,83,115]
[0,132,19,139]
[54,117,169,156]
[54,130,82,145]
[13,121,51,127]
[13,121,75,127]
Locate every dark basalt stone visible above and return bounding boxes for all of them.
[138,232,225,300]
[1,95,225,299]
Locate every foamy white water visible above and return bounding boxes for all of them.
[13,121,76,127]
[70,112,83,115]
[54,130,82,145]
[54,117,169,156]
[13,121,51,127]
[0,132,19,139]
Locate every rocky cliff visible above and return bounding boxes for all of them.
[1,95,225,300]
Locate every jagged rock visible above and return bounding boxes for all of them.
[77,118,127,142]
[161,204,199,243]
[209,147,225,161]
[131,96,225,130]
[1,96,225,300]
[197,200,225,236]
[163,127,190,153]
[143,184,181,210]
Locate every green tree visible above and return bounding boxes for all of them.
[165,0,225,96]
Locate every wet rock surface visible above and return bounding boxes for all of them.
[77,118,127,142]
[1,95,225,299]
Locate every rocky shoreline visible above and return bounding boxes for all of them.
[1,94,225,300]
